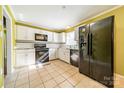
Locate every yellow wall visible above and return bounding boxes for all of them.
[0,5,3,88]
[67,6,124,76]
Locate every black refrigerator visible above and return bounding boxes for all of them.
[79,16,114,87]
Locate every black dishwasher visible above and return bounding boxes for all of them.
[70,49,79,67]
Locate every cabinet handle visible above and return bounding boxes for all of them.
[87,33,90,55]
[90,33,93,56]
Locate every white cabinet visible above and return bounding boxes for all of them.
[64,49,70,63]
[66,31,77,45]
[16,53,26,67]
[52,32,66,43]
[53,32,59,42]
[15,49,35,67]
[47,32,54,42]
[58,48,70,63]
[16,25,27,40]
[16,25,35,40]
[16,25,66,43]
[58,48,64,60]
[49,48,58,60]
[58,32,66,43]
[27,28,35,40]
[27,52,35,65]
[74,27,79,41]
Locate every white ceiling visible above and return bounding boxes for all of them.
[11,5,117,30]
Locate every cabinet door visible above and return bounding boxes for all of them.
[58,48,64,60]
[16,53,26,67]
[60,32,66,42]
[64,49,70,63]
[66,31,75,45]
[53,32,59,42]
[16,25,27,40]
[74,27,79,41]
[58,48,62,60]
[27,28,35,40]
[27,52,35,65]
[47,32,53,42]
[49,49,56,60]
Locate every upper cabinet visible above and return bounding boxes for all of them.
[16,25,35,40]
[74,27,79,41]
[53,32,65,43]
[16,25,66,43]
[66,31,77,45]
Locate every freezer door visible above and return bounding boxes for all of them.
[90,16,114,87]
[79,25,90,76]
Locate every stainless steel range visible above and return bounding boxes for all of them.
[34,44,49,64]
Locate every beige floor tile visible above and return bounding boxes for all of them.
[15,83,29,88]
[50,71,60,78]
[39,70,49,77]
[67,70,77,76]
[57,69,66,74]
[5,60,108,88]
[31,84,44,88]
[29,75,40,82]
[67,76,80,86]
[37,68,46,73]
[75,78,106,88]
[54,75,65,84]
[19,71,28,76]
[15,77,29,87]
[59,80,73,88]
[41,74,53,82]
[47,68,56,73]
[44,79,57,88]
[61,72,72,79]
[5,74,17,84]
[4,81,15,88]
[29,70,38,75]
[30,79,43,88]
[18,74,28,80]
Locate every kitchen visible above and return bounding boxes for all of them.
[0,5,124,88]
[15,24,78,66]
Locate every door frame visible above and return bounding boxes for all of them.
[3,6,13,74]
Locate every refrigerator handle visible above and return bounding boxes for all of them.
[90,33,93,55]
[87,33,90,55]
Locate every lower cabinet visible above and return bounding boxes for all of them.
[15,49,35,67]
[49,48,58,60]
[58,48,70,63]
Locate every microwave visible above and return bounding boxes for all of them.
[35,33,48,41]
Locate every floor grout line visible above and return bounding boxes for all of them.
[4,60,106,88]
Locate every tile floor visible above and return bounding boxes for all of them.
[4,60,106,88]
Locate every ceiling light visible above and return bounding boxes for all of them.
[62,5,66,9]
[66,26,70,29]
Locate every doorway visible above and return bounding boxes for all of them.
[3,7,13,75]
[3,16,7,75]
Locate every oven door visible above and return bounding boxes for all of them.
[35,49,49,63]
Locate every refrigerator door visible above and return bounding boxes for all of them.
[90,16,114,87]
[79,25,90,76]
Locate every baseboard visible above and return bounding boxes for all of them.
[58,59,70,64]
[114,73,124,88]
[49,58,59,61]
